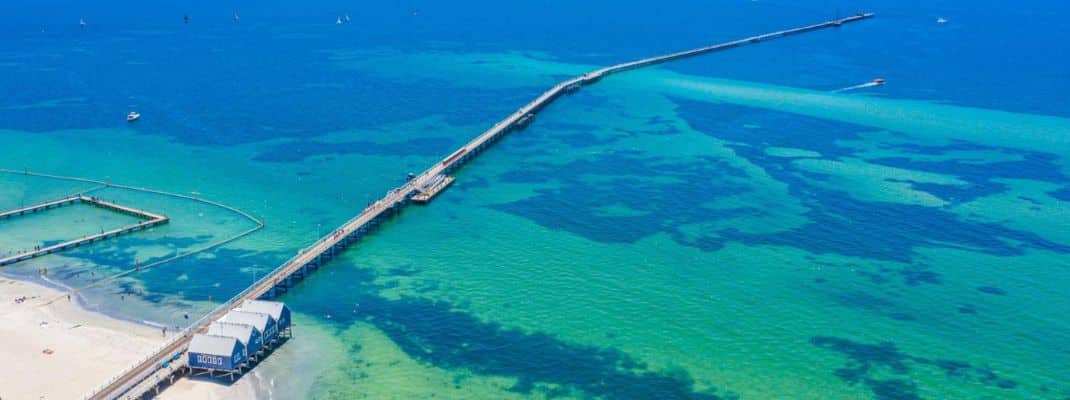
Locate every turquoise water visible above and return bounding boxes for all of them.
[2,1,1070,399]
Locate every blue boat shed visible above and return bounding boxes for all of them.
[239,300,292,336]
[208,321,263,356]
[223,310,278,343]
[188,334,247,376]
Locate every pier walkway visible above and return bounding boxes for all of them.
[85,13,873,399]
[0,196,83,219]
[0,195,169,267]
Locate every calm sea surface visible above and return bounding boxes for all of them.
[2,1,1069,399]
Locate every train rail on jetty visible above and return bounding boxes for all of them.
[85,12,874,400]
[0,195,169,267]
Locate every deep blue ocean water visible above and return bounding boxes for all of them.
[3,0,1069,138]
[2,1,1069,399]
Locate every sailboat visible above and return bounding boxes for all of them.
[344,14,351,23]
[79,18,87,28]
[233,12,240,23]
[336,16,343,25]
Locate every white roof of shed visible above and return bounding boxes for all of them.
[222,310,271,332]
[208,322,256,344]
[239,300,287,320]
[189,334,239,356]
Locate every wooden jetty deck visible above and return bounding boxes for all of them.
[85,13,874,400]
[0,195,169,267]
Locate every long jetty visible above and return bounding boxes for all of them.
[85,13,873,399]
[0,195,169,267]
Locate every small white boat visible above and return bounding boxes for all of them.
[936,17,948,24]
[344,14,351,23]
[79,18,86,28]
[336,17,343,25]
[127,112,141,122]
[233,12,240,22]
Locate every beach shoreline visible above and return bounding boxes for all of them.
[0,276,165,399]
[157,372,260,400]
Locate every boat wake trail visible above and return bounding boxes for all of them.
[831,78,885,93]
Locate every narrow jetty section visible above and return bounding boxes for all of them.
[86,13,874,400]
[0,195,168,267]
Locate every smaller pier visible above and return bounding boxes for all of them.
[0,195,169,266]
[0,196,82,219]
[85,196,169,221]
[413,174,456,204]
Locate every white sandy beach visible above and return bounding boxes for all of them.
[157,376,258,400]
[0,278,163,400]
